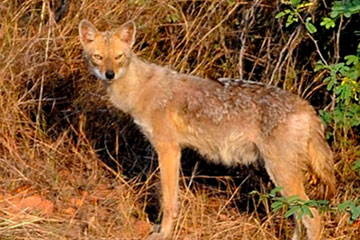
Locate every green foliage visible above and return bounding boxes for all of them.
[251,187,359,224]
[275,0,317,34]
[316,48,360,130]
[315,1,360,142]
[320,17,336,29]
[320,1,360,29]
[271,196,329,219]
[330,0,360,18]
[276,1,317,32]
[352,160,360,176]
[275,8,299,27]
[316,56,360,104]
[338,200,360,224]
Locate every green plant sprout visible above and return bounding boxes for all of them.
[275,0,316,33]
[251,187,359,224]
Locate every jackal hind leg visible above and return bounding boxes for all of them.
[262,149,321,240]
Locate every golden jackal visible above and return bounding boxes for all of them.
[79,19,335,240]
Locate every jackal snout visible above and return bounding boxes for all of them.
[105,70,115,80]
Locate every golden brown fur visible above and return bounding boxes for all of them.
[79,19,335,240]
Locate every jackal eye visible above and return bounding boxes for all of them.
[93,54,103,61]
[114,54,123,60]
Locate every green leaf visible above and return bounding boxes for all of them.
[271,201,284,212]
[291,0,301,7]
[314,61,326,71]
[349,69,359,80]
[259,195,268,201]
[287,195,301,203]
[249,190,260,195]
[319,110,332,125]
[305,200,319,207]
[350,205,360,220]
[317,200,330,205]
[338,201,353,212]
[286,14,297,27]
[270,186,283,197]
[352,160,360,172]
[275,11,287,19]
[301,205,314,218]
[344,55,359,65]
[330,10,341,18]
[337,64,349,75]
[326,77,335,91]
[349,5,360,13]
[320,17,336,29]
[285,205,300,218]
[344,11,352,18]
[305,18,317,33]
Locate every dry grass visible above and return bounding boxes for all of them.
[0,0,359,239]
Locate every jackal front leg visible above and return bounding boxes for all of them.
[148,142,180,240]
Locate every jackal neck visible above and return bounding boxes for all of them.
[106,53,160,115]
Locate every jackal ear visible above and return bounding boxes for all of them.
[79,19,98,45]
[116,20,136,47]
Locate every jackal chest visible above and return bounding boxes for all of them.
[133,118,153,139]
[107,81,142,114]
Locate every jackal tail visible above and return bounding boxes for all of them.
[308,119,336,199]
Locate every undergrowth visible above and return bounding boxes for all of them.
[0,0,359,239]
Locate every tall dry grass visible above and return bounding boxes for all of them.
[0,0,358,239]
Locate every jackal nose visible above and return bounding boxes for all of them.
[105,70,115,80]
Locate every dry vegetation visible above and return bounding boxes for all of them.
[0,0,359,239]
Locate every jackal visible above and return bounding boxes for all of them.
[79,19,335,240]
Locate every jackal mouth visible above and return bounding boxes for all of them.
[90,67,108,82]
[91,68,123,84]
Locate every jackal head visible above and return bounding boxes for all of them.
[79,19,136,81]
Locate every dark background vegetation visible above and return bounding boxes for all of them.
[0,0,359,239]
